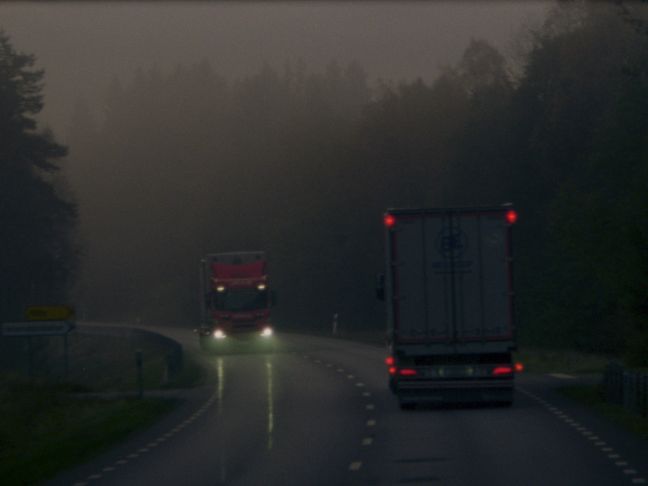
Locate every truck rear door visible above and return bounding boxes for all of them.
[438,211,513,341]
[390,214,453,342]
[390,209,513,343]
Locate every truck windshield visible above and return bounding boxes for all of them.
[212,289,267,311]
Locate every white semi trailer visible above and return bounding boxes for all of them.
[378,206,519,408]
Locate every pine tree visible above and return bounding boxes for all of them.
[0,30,77,320]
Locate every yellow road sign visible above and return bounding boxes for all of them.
[25,305,75,321]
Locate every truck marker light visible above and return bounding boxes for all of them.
[384,214,396,228]
[505,210,518,225]
[385,356,395,366]
[399,368,417,376]
[492,365,514,376]
[257,283,266,290]
[388,366,397,375]
[514,362,524,373]
[213,329,226,339]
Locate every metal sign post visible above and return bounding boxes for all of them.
[64,332,69,380]
[136,349,143,399]
[27,336,33,378]
[2,320,76,380]
[3,305,76,380]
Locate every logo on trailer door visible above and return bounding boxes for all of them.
[436,227,468,260]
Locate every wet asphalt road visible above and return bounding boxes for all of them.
[47,326,648,486]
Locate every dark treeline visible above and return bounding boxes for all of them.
[56,2,648,363]
[0,31,77,320]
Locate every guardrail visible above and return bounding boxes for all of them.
[604,362,648,417]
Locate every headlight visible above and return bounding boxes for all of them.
[213,329,226,339]
[260,326,273,337]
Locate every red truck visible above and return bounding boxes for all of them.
[198,251,275,351]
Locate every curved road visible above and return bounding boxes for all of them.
[48,327,648,486]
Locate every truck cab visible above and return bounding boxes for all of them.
[199,251,274,351]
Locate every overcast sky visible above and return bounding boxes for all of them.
[0,1,550,137]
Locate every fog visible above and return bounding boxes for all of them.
[8,1,648,358]
[5,5,648,483]
[0,1,550,327]
[0,2,548,135]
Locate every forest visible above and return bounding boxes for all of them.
[0,31,76,323]
[2,2,648,364]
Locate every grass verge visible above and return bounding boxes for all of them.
[161,350,207,389]
[288,330,613,375]
[513,347,610,374]
[0,374,177,485]
[558,384,648,442]
[283,330,615,375]
[0,330,207,392]
[0,327,212,484]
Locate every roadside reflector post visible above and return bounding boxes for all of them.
[136,349,143,399]
[162,353,174,386]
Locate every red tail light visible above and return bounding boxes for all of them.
[384,214,396,228]
[399,368,417,376]
[492,365,514,376]
[505,210,518,225]
[388,366,397,375]
[514,362,524,373]
[385,356,395,366]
